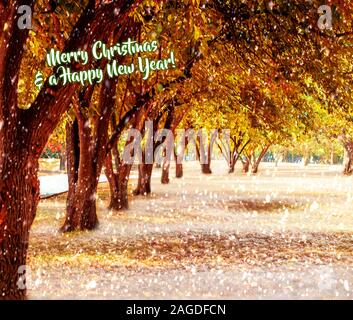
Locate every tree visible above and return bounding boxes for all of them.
[104,0,223,205]
[0,0,140,299]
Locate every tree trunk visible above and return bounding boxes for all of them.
[104,153,130,211]
[301,155,310,167]
[109,176,129,210]
[0,159,39,299]
[134,163,153,195]
[161,148,176,184]
[242,157,250,173]
[61,73,118,231]
[0,4,38,299]
[200,142,212,174]
[199,132,215,175]
[343,140,353,175]
[176,163,183,178]
[201,163,212,174]
[228,153,237,173]
[228,139,250,174]
[105,94,154,207]
[62,179,99,232]
[62,180,99,231]
[251,145,271,174]
[104,114,131,211]
[60,121,79,231]
[60,120,99,232]
[344,155,352,175]
[228,163,235,173]
[161,161,170,184]
[60,115,100,232]
[61,165,100,232]
[251,164,260,174]
[175,137,187,178]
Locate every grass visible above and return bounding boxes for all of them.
[28,229,353,273]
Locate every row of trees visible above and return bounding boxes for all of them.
[1,0,353,299]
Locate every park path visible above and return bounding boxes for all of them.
[39,174,106,198]
[39,171,160,198]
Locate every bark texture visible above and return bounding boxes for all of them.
[61,77,117,232]
[251,145,271,174]
[105,152,130,211]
